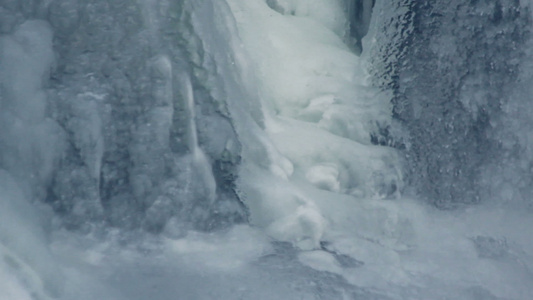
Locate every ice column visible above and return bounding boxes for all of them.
[182,75,217,205]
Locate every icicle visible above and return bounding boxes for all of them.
[182,76,217,205]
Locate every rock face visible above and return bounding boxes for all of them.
[0,0,247,231]
[371,0,532,208]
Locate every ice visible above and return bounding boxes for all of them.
[0,19,66,297]
[226,0,402,252]
[266,0,347,35]
[0,20,64,197]
[0,20,54,123]
[164,225,271,272]
[0,0,532,299]
[298,250,343,274]
[182,75,217,205]
[0,171,63,299]
[305,163,341,192]
[0,267,35,300]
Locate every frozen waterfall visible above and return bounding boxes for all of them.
[0,0,532,299]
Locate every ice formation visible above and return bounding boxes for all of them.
[0,0,532,299]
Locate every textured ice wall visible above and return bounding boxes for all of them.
[1,0,532,299]
[225,0,404,249]
[1,0,247,232]
[371,0,533,208]
[0,2,248,296]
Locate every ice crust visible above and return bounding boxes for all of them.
[0,0,532,299]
